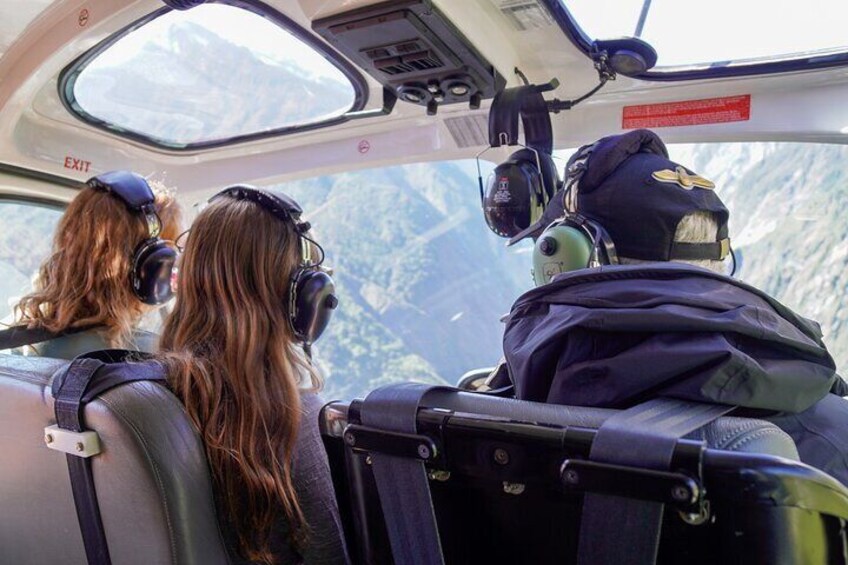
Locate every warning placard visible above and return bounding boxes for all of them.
[622,95,751,129]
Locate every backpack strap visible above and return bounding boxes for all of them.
[47,351,167,565]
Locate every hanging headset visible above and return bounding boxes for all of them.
[87,171,178,305]
[209,186,338,349]
[477,85,560,238]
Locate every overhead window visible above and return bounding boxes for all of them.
[62,3,364,149]
[560,0,848,74]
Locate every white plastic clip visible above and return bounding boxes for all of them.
[43,425,101,458]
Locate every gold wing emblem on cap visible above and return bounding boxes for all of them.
[652,166,715,190]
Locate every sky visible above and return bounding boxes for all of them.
[564,0,848,67]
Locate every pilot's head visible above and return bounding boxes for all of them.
[509,129,731,285]
[15,175,180,346]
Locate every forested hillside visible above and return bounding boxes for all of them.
[0,204,62,321]
[670,143,847,372]
[281,162,532,399]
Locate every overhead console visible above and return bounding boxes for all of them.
[313,0,505,115]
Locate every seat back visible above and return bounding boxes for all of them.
[321,389,848,565]
[0,354,229,565]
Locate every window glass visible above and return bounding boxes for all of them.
[67,4,358,147]
[0,201,63,323]
[564,0,848,68]
[275,144,846,400]
[271,160,534,400]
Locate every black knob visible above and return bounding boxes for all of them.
[324,295,339,309]
[539,237,557,256]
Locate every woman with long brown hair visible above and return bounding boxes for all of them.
[159,186,347,564]
[13,171,181,357]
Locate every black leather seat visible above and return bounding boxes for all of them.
[321,388,848,564]
[0,354,229,564]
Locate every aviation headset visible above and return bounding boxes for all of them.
[530,132,733,286]
[209,185,338,347]
[87,171,178,305]
[480,86,560,238]
[531,142,618,284]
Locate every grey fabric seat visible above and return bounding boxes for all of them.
[0,354,229,565]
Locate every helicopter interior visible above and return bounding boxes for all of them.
[1,0,848,564]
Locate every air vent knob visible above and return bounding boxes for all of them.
[397,83,431,105]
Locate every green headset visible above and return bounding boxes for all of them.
[531,213,619,286]
[530,135,734,286]
[530,142,620,286]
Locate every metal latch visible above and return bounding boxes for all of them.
[43,425,101,458]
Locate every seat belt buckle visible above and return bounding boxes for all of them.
[43,424,102,458]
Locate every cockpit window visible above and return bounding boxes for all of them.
[268,160,534,400]
[558,0,848,76]
[273,145,845,401]
[61,3,364,149]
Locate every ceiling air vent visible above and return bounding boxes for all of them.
[314,0,505,115]
[375,50,443,75]
[395,41,421,54]
[365,48,391,60]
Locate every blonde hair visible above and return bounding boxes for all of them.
[15,180,180,346]
[619,211,725,273]
[159,196,321,564]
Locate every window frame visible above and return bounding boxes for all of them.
[541,0,848,81]
[58,0,370,150]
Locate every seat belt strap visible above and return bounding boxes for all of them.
[360,383,447,565]
[50,352,165,565]
[0,324,100,350]
[53,357,112,565]
[576,398,734,565]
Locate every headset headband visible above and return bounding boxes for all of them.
[488,85,553,154]
[88,171,161,238]
[210,185,322,265]
[211,185,304,222]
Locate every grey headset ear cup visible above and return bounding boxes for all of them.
[289,268,337,344]
[132,239,177,305]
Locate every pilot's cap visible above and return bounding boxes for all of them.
[510,129,730,262]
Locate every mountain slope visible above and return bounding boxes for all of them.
[671,143,847,370]
[280,161,532,399]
